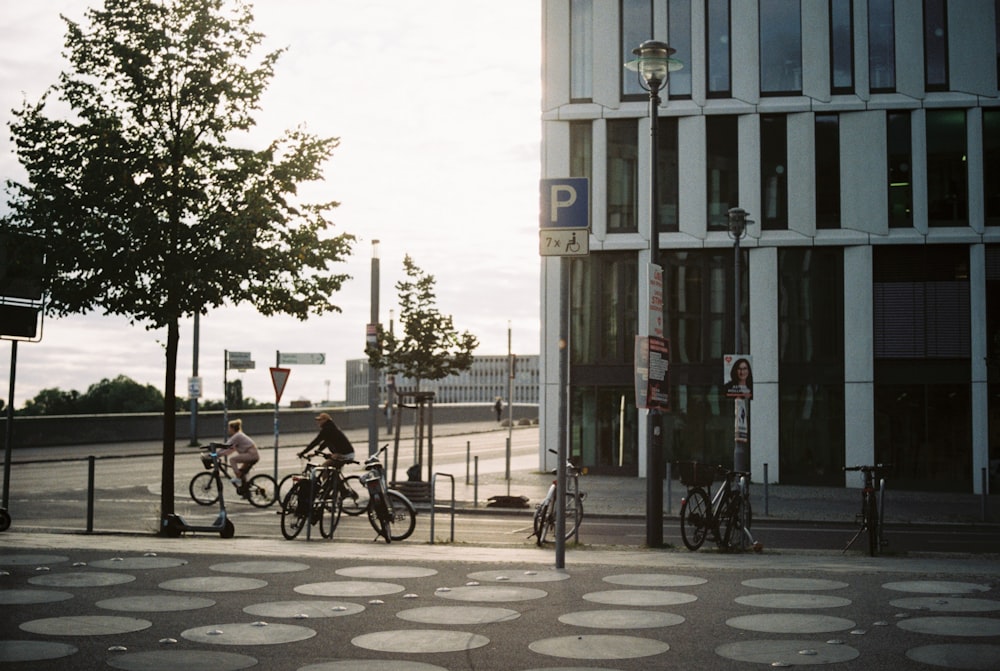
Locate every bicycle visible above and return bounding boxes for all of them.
[531,449,586,546]
[189,445,276,509]
[843,464,890,556]
[359,445,417,543]
[677,461,760,552]
[277,452,369,516]
[279,455,368,540]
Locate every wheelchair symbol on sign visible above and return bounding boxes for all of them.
[565,231,581,253]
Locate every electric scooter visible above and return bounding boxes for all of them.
[162,446,235,538]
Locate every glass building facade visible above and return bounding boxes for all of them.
[541,0,1000,493]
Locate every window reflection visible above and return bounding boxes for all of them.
[759,0,802,95]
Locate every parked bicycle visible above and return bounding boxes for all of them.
[677,461,760,552]
[843,464,890,556]
[360,445,416,543]
[189,445,276,509]
[531,449,586,546]
[279,454,368,540]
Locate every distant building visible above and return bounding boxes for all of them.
[345,355,540,407]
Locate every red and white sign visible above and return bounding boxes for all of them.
[270,367,291,404]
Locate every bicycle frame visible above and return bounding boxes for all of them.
[843,464,889,556]
[678,462,759,552]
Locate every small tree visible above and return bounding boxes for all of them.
[4,0,354,529]
[367,255,478,390]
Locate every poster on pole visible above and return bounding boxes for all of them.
[270,367,291,404]
[634,335,670,411]
[723,354,753,399]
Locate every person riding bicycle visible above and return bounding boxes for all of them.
[217,418,259,493]
[298,412,356,486]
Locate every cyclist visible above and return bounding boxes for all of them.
[298,412,356,484]
[217,418,259,493]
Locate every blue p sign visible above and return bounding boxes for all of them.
[540,178,589,229]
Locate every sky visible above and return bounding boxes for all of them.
[0,1,542,407]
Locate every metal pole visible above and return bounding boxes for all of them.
[368,240,380,458]
[189,313,199,445]
[730,208,749,474]
[645,79,664,549]
[2,340,16,512]
[555,257,569,568]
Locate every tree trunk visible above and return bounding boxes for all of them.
[158,317,180,533]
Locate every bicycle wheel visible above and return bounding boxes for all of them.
[385,490,416,541]
[679,488,710,551]
[280,482,308,540]
[366,489,392,543]
[189,472,220,506]
[563,492,583,540]
[339,475,369,516]
[720,493,745,550]
[245,474,277,508]
[319,484,343,539]
[864,490,879,557]
[277,473,298,508]
[533,502,550,546]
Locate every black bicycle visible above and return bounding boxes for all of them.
[278,452,369,515]
[279,456,367,540]
[189,445,276,509]
[843,464,890,556]
[677,461,759,552]
[360,446,416,543]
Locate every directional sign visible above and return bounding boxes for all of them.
[278,352,326,365]
[540,178,589,229]
[270,367,291,403]
[227,351,254,370]
[539,229,589,256]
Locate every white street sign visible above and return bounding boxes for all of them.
[539,229,589,256]
[279,352,326,365]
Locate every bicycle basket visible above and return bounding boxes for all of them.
[676,461,714,487]
[200,451,214,469]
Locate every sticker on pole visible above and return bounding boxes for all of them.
[270,367,291,404]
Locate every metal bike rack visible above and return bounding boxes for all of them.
[430,472,455,543]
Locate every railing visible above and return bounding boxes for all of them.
[430,472,455,543]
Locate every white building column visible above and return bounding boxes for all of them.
[970,244,989,494]
[749,246,778,484]
[843,245,875,486]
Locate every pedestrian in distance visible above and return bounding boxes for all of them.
[217,418,259,492]
[494,397,503,422]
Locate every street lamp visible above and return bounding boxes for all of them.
[368,239,380,457]
[728,207,750,473]
[625,40,683,548]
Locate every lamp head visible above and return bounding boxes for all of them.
[625,40,683,92]
[728,208,749,238]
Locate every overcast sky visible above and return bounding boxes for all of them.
[0,1,542,407]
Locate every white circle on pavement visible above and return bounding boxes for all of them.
[727,613,855,634]
[529,634,669,660]
[742,578,848,591]
[336,566,438,579]
[243,600,364,619]
[897,616,1000,637]
[906,643,1000,670]
[435,585,548,602]
[0,589,73,605]
[397,606,520,625]
[20,615,152,636]
[159,576,267,592]
[181,622,316,645]
[883,580,991,595]
[466,569,570,583]
[91,556,188,570]
[96,595,216,612]
[559,609,685,629]
[300,661,448,671]
[352,629,489,653]
[0,640,77,663]
[210,560,309,574]
[583,590,697,607]
[294,581,405,598]
[28,572,136,588]
[735,593,852,609]
[716,639,859,665]
[603,573,707,587]
[0,554,69,567]
[890,596,1000,613]
[107,649,258,671]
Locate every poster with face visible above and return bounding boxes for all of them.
[723,354,753,399]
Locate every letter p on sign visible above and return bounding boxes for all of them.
[540,178,589,230]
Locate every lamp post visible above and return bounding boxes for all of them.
[728,207,749,473]
[626,40,682,548]
[368,239,380,457]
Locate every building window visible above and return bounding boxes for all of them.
[571,0,594,101]
[815,114,840,229]
[923,0,948,91]
[570,120,593,183]
[888,111,913,228]
[663,250,740,366]
[761,114,788,230]
[607,119,638,233]
[830,0,854,93]
[926,109,968,227]
[658,117,679,232]
[778,247,845,486]
[571,385,639,474]
[984,110,1000,226]
[759,0,802,95]
[868,0,896,92]
[667,0,692,98]
[569,252,638,366]
[707,115,739,231]
[622,0,652,99]
[706,0,731,97]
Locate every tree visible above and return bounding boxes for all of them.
[4,0,354,531]
[367,255,478,390]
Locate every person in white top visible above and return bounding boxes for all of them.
[217,418,259,491]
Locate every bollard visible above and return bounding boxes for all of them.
[763,463,769,517]
[665,461,672,515]
[983,467,988,522]
[466,441,471,485]
[87,456,96,533]
[474,456,479,508]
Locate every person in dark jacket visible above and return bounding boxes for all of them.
[297,412,356,481]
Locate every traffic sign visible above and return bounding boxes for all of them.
[540,178,589,229]
[278,352,326,365]
[539,229,589,256]
[227,351,254,370]
[270,367,291,403]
